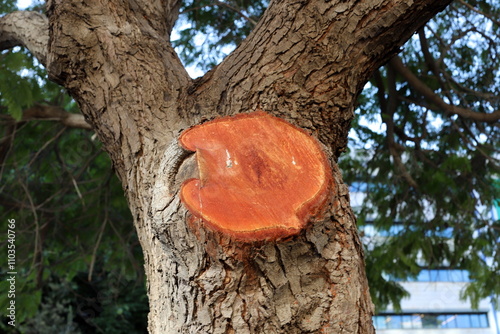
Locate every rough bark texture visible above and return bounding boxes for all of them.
[0,11,48,65]
[2,0,452,332]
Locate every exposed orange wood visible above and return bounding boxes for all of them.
[179,111,332,241]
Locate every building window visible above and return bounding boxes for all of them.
[413,269,471,282]
[389,269,471,283]
[374,313,489,329]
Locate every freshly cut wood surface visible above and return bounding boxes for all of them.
[179,111,332,241]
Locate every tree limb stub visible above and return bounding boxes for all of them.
[179,111,333,241]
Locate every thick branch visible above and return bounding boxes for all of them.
[0,11,48,66]
[389,56,500,123]
[192,0,453,157]
[45,0,191,179]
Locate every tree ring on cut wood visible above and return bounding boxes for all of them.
[179,111,332,241]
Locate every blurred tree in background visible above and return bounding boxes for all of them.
[1,0,498,331]
[343,0,500,310]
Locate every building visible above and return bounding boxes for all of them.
[374,269,499,333]
[349,184,500,333]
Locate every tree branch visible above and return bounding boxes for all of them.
[193,0,453,156]
[214,1,257,26]
[0,105,91,180]
[45,0,192,176]
[373,70,388,114]
[0,121,16,175]
[418,29,442,79]
[389,56,500,123]
[457,0,500,27]
[0,11,48,66]
[1,104,92,129]
[22,104,92,130]
[382,65,419,189]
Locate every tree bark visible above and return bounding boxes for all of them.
[0,11,48,65]
[1,0,452,332]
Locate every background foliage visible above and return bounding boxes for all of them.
[1,0,499,331]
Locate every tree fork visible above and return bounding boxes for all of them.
[1,0,454,332]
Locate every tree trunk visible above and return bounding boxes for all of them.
[18,0,452,332]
